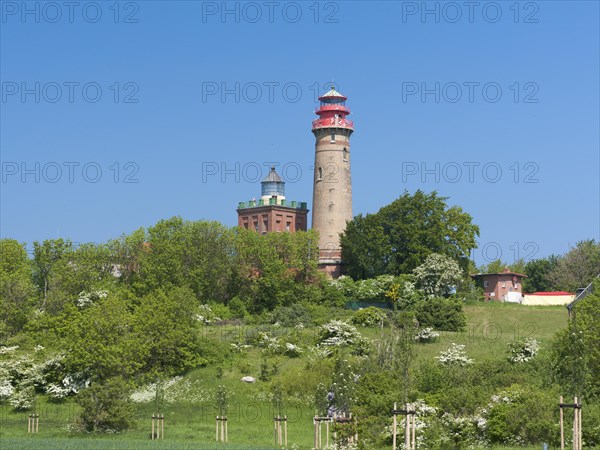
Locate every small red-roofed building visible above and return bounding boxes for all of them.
[471,267,527,302]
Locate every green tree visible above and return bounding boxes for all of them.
[551,278,600,399]
[137,218,234,302]
[32,239,72,305]
[522,255,560,292]
[65,291,141,381]
[414,297,466,331]
[133,286,207,377]
[0,239,35,336]
[341,191,479,279]
[231,229,320,312]
[75,377,136,432]
[550,240,600,292]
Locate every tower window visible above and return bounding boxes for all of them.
[343,147,348,161]
[317,167,323,181]
[330,131,335,143]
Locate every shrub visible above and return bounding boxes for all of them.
[227,296,248,319]
[435,343,473,366]
[75,378,136,432]
[484,385,557,446]
[317,320,370,355]
[508,338,540,363]
[414,297,466,331]
[351,307,385,327]
[414,327,440,343]
[270,303,311,328]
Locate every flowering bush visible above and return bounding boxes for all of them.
[308,346,333,361]
[330,275,396,303]
[507,338,539,363]
[412,254,463,299]
[0,346,19,355]
[414,327,440,343]
[435,343,473,366]
[230,341,251,353]
[0,378,14,400]
[317,320,370,355]
[284,343,303,357]
[76,289,108,308]
[195,304,221,325]
[258,332,282,353]
[9,386,35,411]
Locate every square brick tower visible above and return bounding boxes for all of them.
[237,166,309,233]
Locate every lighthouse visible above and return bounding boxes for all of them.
[311,86,354,277]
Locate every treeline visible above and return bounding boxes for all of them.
[478,239,600,293]
[0,218,333,339]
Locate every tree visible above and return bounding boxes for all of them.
[341,191,479,279]
[338,214,391,279]
[522,256,560,293]
[0,239,35,336]
[551,278,600,400]
[32,239,72,305]
[75,377,136,432]
[231,229,320,312]
[65,291,141,382]
[412,253,464,298]
[137,218,234,302]
[549,240,600,292]
[133,286,207,377]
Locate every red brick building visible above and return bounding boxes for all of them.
[237,167,308,233]
[471,267,527,302]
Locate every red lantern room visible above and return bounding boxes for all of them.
[312,86,354,132]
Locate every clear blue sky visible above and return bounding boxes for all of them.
[1,1,599,266]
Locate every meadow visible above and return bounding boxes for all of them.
[0,302,569,449]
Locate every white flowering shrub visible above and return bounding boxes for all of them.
[435,343,473,366]
[46,383,71,399]
[0,379,14,400]
[438,412,484,448]
[284,342,303,357]
[318,320,370,355]
[9,386,35,411]
[308,346,333,361]
[412,254,463,299]
[508,338,539,363]
[195,304,221,325]
[258,332,282,353]
[230,341,251,353]
[0,346,19,355]
[330,275,397,303]
[77,289,108,308]
[0,350,87,405]
[329,275,356,298]
[414,327,440,343]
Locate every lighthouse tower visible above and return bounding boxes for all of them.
[311,86,354,277]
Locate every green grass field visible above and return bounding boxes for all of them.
[0,302,569,449]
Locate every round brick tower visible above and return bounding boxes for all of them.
[311,86,354,276]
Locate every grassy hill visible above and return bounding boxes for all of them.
[0,302,569,449]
